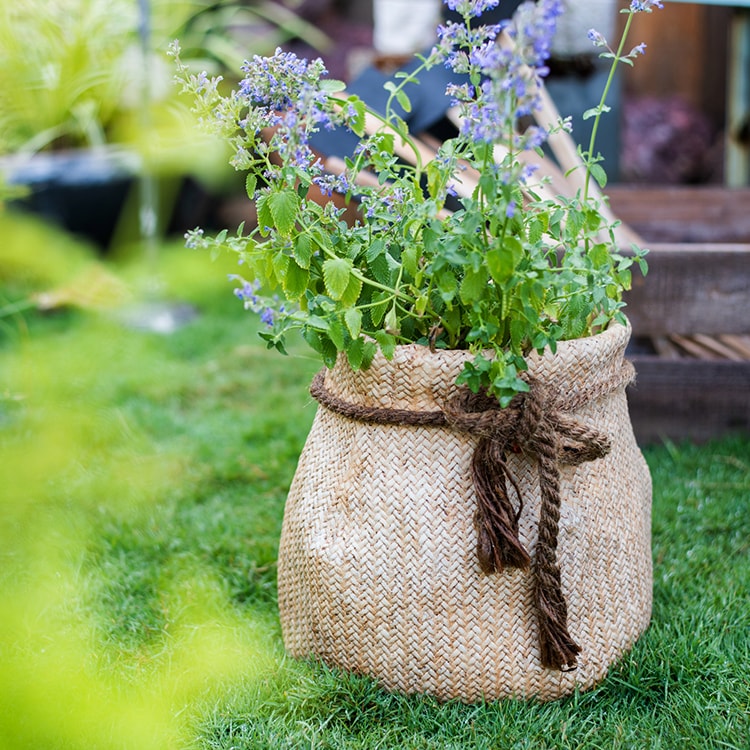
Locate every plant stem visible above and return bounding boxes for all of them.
[583,11,635,204]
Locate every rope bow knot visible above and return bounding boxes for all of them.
[442,380,613,670]
[309,360,633,671]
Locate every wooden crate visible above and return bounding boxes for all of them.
[609,186,750,444]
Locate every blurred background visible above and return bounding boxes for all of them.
[1,0,746,255]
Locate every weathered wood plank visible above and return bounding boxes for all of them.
[623,243,750,336]
[608,186,750,243]
[627,357,750,443]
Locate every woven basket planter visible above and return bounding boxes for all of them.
[277,321,652,702]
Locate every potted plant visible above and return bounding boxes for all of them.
[173,0,662,701]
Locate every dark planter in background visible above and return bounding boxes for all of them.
[2,148,140,250]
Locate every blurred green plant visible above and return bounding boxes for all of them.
[0,0,329,156]
[0,210,132,340]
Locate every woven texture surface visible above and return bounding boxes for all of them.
[277,323,652,701]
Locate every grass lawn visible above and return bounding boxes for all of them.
[1,218,748,749]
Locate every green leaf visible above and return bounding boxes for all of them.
[346,337,365,370]
[303,328,337,367]
[255,194,272,236]
[588,243,611,269]
[293,234,313,269]
[344,96,367,137]
[311,227,334,254]
[245,173,257,199]
[374,330,396,359]
[283,260,309,298]
[369,292,389,327]
[528,217,547,244]
[384,81,411,113]
[267,189,299,236]
[339,274,363,308]
[306,315,330,332]
[323,257,354,300]
[369,254,392,286]
[486,237,523,285]
[320,79,347,93]
[589,163,608,189]
[365,239,386,263]
[344,308,362,339]
[361,340,378,369]
[402,243,419,278]
[436,269,458,302]
[460,266,488,305]
[479,171,496,201]
[272,252,290,286]
[328,316,346,349]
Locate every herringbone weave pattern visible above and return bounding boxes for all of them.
[277,323,652,701]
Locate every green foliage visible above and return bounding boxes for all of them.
[0,0,327,155]
[174,1,653,405]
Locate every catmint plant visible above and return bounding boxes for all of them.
[171,0,658,406]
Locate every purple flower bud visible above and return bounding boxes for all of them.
[587,28,607,48]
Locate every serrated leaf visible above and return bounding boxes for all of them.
[436,269,458,302]
[369,254,392,286]
[311,226,334,254]
[365,239,386,263]
[460,266,488,305]
[293,234,313,269]
[303,328,337,366]
[283,260,309,298]
[361,340,377,369]
[486,237,523,285]
[369,292,389,327]
[344,308,362,338]
[245,173,257,199]
[588,243,611,269]
[322,257,353,300]
[271,252,290,286]
[402,243,419,278]
[344,96,367,136]
[340,273,363,308]
[328,316,345,349]
[346,336,365,370]
[374,330,396,359]
[267,189,299,236]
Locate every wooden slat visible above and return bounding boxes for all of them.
[690,333,748,361]
[627,357,750,443]
[623,243,750,336]
[607,186,750,244]
[719,334,750,358]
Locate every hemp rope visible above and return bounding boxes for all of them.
[309,360,635,671]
